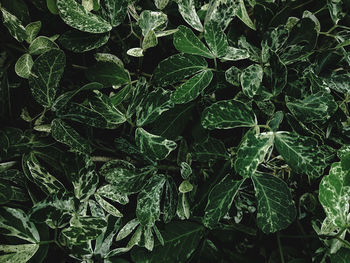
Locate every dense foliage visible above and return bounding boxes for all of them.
[1,0,350,262]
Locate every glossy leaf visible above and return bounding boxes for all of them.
[175,0,203,32]
[15,54,33,79]
[240,64,263,98]
[0,243,39,263]
[204,20,228,58]
[85,61,130,86]
[25,21,41,44]
[100,0,127,27]
[1,8,27,42]
[29,36,59,55]
[138,10,167,36]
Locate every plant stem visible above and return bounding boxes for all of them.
[91,156,115,162]
[213,57,218,70]
[276,232,285,263]
[72,64,88,70]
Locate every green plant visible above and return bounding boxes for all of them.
[1,0,350,262]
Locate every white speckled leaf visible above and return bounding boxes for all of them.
[135,128,177,161]
[28,36,59,55]
[235,130,274,178]
[29,49,66,107]
[252,173,296,234]
[236,0,256,30]
[25,21,41,44]
[173,25,214,58]
[0,243,39,263]
[222,46,250,61]
[94,193,123,217]
[100,0,127,27]
[155,0,169,9]
[319,162,350,228]
[171,70,213,104]
[127,48,144,57]
[240,64,263,98]
[142,29,158,50]
[201,99,256,130]
[1,8,27,42]
[15,54,33,79]
[57,0,111,33]
[175,0,203,32]
[204,0,239,30]
[204,20,228,57]
[138,10,167,36]
[225,65,241,86]
[116,218,140,241]
[97,184,129,205]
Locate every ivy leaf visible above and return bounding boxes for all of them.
[1,8,27,42]
[173,25,214,58]
[0,243,39,263]
[275,132,327,179]
[201,99,256,130]
[152,53,208,87]
[175,0,204,32]
[171,70,213,104]
[29,36,59,55]
[235,130,274,178]
[204,20,228,58]
[319,162,350,228]
[136,174,166,226]
[135,128,177,161]
[58,30,110,53]
[56,0,112,33]
[286,91,338,124]
[100,0,127,27]
[252,173,296,234]
[51,119,92,154]
[203,175,244,228]
[240,64,263,98]
[15,54,33,79]
[29,49,66,107]
[138,10,167,36]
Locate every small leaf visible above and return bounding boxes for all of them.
[142,29,158,50]
[222,46,250,61]
[155,0,169,10]
[173,25,214,58]
[0,243,39,263]
[175,0,204,32]
[100,0,127,27]
[204,20,228,58]
[56,0,111,33]
[29,36,59,55]
[252,173,296,234]
[201,99,256,130]
[15,54,33,79]
[180,162,192,179]
[225,65,241,86]
[1,8,27,42]
[127,48,144,57]
[85,61,130,86]
[138,10,167,36]
[116,218,140,241]
[162,176,178,223]
[135,128,177,161]
[25,21,42,44]
[240,64,263,98]
[179,180,193,193]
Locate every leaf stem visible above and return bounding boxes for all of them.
[213,57,218,70]
[72,64,88,70]
[276,232,285,263]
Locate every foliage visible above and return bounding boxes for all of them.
[1,0,350,262]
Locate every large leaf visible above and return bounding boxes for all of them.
[203,175,244,228]
[85,61,130,86]
[135,128,177,161]
[252,173,296,234]
[173,25,214,58]
[29,49,66,107]
[152,53,208,87]
[240,64,263,98]
[175,0,203,32]
[319,162,350,228]
[274,132,327,178]
[56,0,112,33]
[201,99,256,130]
[0,243,39,263]
[136,174,166,226]
[171,70,213,104]
[204,20,228,58]
[28,36,59,55]
[235,130,274,178]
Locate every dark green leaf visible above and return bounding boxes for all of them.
[175,0,203,32]
[1,8,27,42]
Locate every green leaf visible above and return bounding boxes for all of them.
[203,175,244,228]
[173,25,214,58]
[58,30,109,53]
[225,65,241,86]
[236,0,256,30]
[274,132,327,179]
[127,48,144,57]
[171,70,213,104]
[142,29,158,50]
[136,174,166,226]
[29,49,66,107]
[152,53,208,87]
[131,221,204,263]
[175,0,204,32]
[192,136,229,161]
[116,218,140,241]
[29,36,59,55]
[235,130,274,178]
[51,119,92,154]
[155,0,169,10]
[162,176,178,223]
[97,184,129,205]
[319,162,350,228]
[15,54,33,79]
[135,128,177,161]
[25,21,41,44]
[204,0,238,30]
[286,92,338,124]
[46,0,59,15]
[222,46,250,61]
[136,88,174,127]
[94,193,123,217]
[252,173,296,234]
[0,243,39,263]
[204,20,228,58]
[240,64,263,98]
[179,180,193,193]
[138,10,167,36]
[100,0,127,27]
[56,0,112,33]
[0,179,13,204]
[330,248,350,263]
[201,99,256,130]
[85,61,130,86]
[1,8,27,42]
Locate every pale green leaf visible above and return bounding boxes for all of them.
[252,173,296,234]
[240,64,263,98]
[162,176,178,223]
[180,162,192,179]
[1,8,27,42]
[155,0,169,10]
[179,180,193,193]
[116,218,140,241]
[203,175,244,228]
[222,46,250,61]
[47,0,59,15]
[25,21,41,44]
[57,0,111,33]
[171,70,213,104]
[142,29,158,50]
[29,36,59,55]
[127,48,144,57]
[204,20,228,57]
[201,99,256,130]
[173,25,214,58]
[236,0,256,30]
[135,128,177,161]
[144,226,154,251]
[97,184,129,205]
[100,0,127,27]
[0,243,39,263]
[15,54,33,79]
[204,0,239,30]
[94,193,123,217]
[138,10,167,36]
[175,0,203,32]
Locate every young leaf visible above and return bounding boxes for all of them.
[275,132,327,179]
[25,21,42,44]
[127,48,144,57]
[235,130,274,178]
[100,0,128,27]
[138,10,167,36]
[1,8,27,42]
[85,61,130,86]
[29,49,66,107]
[15,54,33,79]
[203,175,244,228]
[29,36,59,55]
[136,174,166,226]
[171,70,213,104]
[135,128,177,161]
[204,20,228,58]
[240,64,263,98]
[56,0,112,33]
[152,53,208,87]
[175,0,204,32]
[319,162,350,228]
[252,173,296,234]
[173,25,214,58]
[201,99,256,130]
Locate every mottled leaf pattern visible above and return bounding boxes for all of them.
[15,54,33,79]
[175,0,203,32]
[205,0,239,30]
[1,8,27,42]
[29,36,59,55]
[204,20,228,58]
[240,64,263,98]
